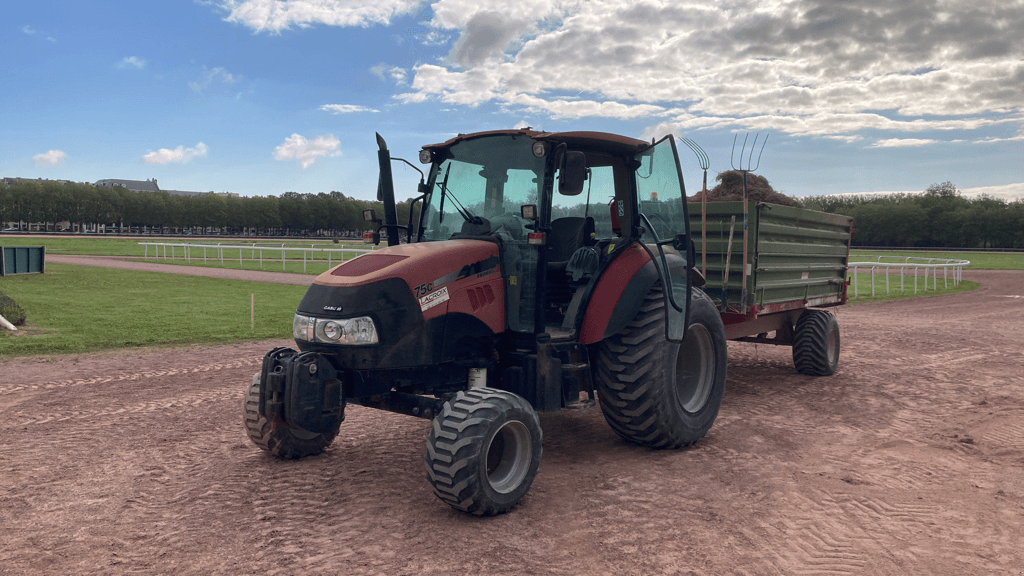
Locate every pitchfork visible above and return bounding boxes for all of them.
[729,133,769,313]
[680,137,710,277]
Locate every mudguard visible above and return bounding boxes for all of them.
[578,244,688,345]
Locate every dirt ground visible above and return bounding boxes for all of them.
[1,268,1022,575]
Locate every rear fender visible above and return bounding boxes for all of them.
[579,244,657,344]
[578,244,690,344]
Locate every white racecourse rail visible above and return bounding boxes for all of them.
[848,255,970,298]
[139,242,377,273]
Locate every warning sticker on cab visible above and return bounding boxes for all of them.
[419,286,450,311]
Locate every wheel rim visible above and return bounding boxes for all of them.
[827,326,839,364]
[675,323,715,413]
[484,420,533,494]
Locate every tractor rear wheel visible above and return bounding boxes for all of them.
[792,309,840,376]
[595,286,727,449]
[242,373,339,459]
[424,388,542,516]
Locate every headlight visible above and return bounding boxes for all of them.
[293,314,312,340]
[294,314,378,345]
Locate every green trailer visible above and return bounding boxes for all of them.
[688,200,853,375]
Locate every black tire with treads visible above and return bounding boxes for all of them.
[594,286,727,449]
[424,388,542,516]
[792,309,840,376]
[242,373,338,459]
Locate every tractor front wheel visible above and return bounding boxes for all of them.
[242,373,339,459]
[424,388,543,516]
[595,286,728,449]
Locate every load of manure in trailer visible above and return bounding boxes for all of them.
[689,170,801,207]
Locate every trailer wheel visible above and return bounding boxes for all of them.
[595,286,727,449]
[792,310,840,376]
[242,373,338,459]
[424,388,542,516]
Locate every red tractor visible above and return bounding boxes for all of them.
[243,129,729,515]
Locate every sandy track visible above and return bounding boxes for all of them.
[1,270,1022,575]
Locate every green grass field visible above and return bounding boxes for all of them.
[0,263,306,358]
[845,250,1020,305]
[845,275,980,305]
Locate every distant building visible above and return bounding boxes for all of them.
[94,178,161,192]
[93,178,238,198]
[2,176,79,186]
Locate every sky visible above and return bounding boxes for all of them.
[3,0,1023,203]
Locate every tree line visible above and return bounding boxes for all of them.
[799,182,1024,249]
[3,178,1022,248]
[0,180,419,236]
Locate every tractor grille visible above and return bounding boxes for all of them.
[331,254,408,277]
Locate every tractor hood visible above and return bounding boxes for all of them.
[314,239,499,295]
[294,239,504,372]
[309,239,502,327]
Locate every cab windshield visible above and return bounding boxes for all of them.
[419,135,546,242]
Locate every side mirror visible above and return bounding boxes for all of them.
[520,205,538,220]
[363,209,378,222]
[558,151,587,196]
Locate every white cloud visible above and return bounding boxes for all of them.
[827,182,1024,202]
[189,67,238,93]
[142,142,209,164]
[871,138,939,148]
[21,24,56,42]
[960,183,1024,201]
[118,56,146,69]
[273,134,340,168]
[33,150,66,166]
[216,0,422,32]
[320,104,379,114]
[446,11,532,67]
[370,63,407,85]
[974,134,1024,144]
[383,0,1024,139]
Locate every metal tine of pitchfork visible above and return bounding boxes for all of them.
[681,137,709,172]
[730,132,769,172]
[681,137,710,278]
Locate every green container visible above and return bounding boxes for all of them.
[688,202,852,312]
[1,246,46,276]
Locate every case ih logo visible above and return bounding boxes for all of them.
[419,286,450,311]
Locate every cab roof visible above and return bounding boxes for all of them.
[423,129,651,157]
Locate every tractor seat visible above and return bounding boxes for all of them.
[546,216,595,273]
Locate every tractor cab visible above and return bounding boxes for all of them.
[410,129,694,344]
